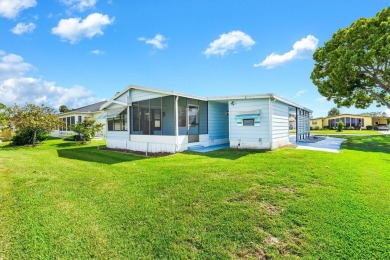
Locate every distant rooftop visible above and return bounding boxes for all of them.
[60,101,107,114]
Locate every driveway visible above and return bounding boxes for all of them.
[289,135,346,153]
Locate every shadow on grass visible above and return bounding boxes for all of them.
[57,146,146,164]
[184,148,270,160]
[340,135,390,154]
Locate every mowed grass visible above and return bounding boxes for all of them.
[311,129,383,135]
[290,129,382,135]
[0,136,389,259]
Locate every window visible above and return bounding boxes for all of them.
[243,119,254,126]
[312,121,317,125]
[107,110,127,131]
[78,116,82,122]
[60,116,76,131]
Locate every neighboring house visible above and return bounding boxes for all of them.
[310,114,390,129]
[51,101,107,138]
[100,85,311,153]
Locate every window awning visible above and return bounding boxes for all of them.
[235,110,261,119]
[97,108,126,119]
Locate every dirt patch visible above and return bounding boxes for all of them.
[101,147,171,157]
[272,186,295,194]
[260,201,284,215]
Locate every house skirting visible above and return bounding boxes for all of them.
[106,134,228,153]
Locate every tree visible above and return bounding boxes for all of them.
[5,104,64,146]
[0,103,6,127]
[59,105,70,113]
[328,107,340,117]
[311,7,390,109]
[70,118,103,143]
[337,121,344,132]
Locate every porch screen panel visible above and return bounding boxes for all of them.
[131,103,140,134]
[162,96,174,135]
[140,100,150,135]
[199,101,208,134]
[178,98,187,135]
[150,98,162,135]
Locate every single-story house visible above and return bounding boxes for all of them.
[100,85,311,153]
[310,114,390,130]
[51,101,107,138]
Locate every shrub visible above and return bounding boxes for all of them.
[314,126,320,130]
[11,128,48,146]
[70,118,103,144]
[337,121,344,132]
[366,125,373,130]
[323,126,329,129]
[0,128,13,141]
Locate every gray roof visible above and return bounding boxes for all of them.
[60,101,106,115]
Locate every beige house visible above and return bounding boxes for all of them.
[51,101,107,138]
[310,114,389,130]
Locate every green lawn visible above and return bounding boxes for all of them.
[290,129,382,135]
[0,137,389,259]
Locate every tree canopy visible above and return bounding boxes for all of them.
[328,107,340,117]
[59,105,70,113]
[5,104,63,146]
[311,7,390,109]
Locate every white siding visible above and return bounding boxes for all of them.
[271,100,289,149]
[229,99,271,149]
[129,89,167,103]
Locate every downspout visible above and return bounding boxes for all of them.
[175,96,179,152]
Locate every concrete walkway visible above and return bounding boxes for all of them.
[290,135,346,153]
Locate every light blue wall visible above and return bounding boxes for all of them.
[272,100,289,140]
[208,101,229,140]
[229,99,270,143]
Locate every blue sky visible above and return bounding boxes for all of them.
[0,0,389,117]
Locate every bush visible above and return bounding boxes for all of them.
[323,126,329,129]
[11,128,48,146]
[366,125,373,130]
[0,128,13,141]
[337,121,344,132]
[314,126,320,130]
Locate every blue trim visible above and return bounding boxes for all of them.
[235,114,260,119]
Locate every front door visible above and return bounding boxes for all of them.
[188,104,199,143]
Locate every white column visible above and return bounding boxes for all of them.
[175,96,179,152]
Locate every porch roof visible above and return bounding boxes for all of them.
[101,85,207,110]
[208,93,312,113]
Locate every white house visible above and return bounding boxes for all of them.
[100,85,311,153]
[51,101,107,138]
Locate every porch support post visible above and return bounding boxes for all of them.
[175,96,179,152]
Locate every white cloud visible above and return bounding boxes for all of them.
[384,109,390,117]
[204,30,255,57]
[90,49,104,55]
[294,89,306,97]
[254,35,319,69]
[60,0,97,12]
[0,50,102,109]
[0,0,36,19]
[11,22,36,35]
[138,34,168,49]
[0,52,34,80]
[0,77,102,108]
[51,13,114,44]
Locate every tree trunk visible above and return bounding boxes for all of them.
[33,130,37,147]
